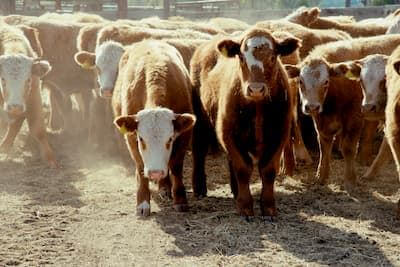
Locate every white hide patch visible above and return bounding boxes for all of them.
[243,37,272,72]
[0,54,34,111]
[95,40,125,90]
[136,107,176,177]
[386,18,400,34]
[299,63,329,111]
[359,55,387,106]
[137,201,150,210]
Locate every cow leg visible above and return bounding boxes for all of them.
[0,117,25,152]
[125,134,150,216]
[259,156,280,218]
[362,137,392,180]
[293,116,313,165]
[191,113,209,198]
[316,133,334,185]
[281,137,295,177]
[170,132,191,211]
[228,159,238,198]
[229,153,254,217]
[45,83,65,131]
[358,120,379,166]
[341,132,359,188]
[75,90,92,136]
[386,131,400,219]
[26,80,58,167]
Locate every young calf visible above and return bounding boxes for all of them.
[286,58,363,187]
[112,40,196,216]
[190,28,300,218]
[0,24,56,167]
[338,54,391,180]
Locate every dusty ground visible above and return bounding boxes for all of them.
[0,119,400,266]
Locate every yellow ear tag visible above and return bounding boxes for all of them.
[119,124,128,135]
[221,47,229,57]
[82,61,93,70]
[345,70,356,80]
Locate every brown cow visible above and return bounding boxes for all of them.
[0,24,56,167]
[286,58,364,187]
[190,27,300,218]
[383,46,400,218]
[112,40,196,216]
[256,20,351,59]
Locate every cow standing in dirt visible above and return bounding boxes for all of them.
[0,24,56,167]
[190,28,300,218]
[112,40,196,216]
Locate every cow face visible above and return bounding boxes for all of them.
[0,54,50,116]
[287,59,345,116]
[74,41,125,99]
[341,55,388,120]
[114,107,196,181]
[217,29,300,101]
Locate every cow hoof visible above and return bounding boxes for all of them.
[261,216,276,222]
[397,201,400,219]
[136,201,151,217]
[173,203,189,212]
[240,215,254,223]
[360,172,374,181]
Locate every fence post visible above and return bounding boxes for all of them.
[55,0,62,10]
[1,0,16,15]
[164,0,170,19]
[117,0,128,19]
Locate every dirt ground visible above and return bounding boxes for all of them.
[1,117,400,266]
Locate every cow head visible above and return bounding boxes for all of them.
[339,54,388,120]
[285,58,346,116]
[216,28,300,101]
[74,40,125,99]
[0,54,51,116]
[114,107,196,181]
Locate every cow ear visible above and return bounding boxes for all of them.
[284,64,300,78]
[74,51,96,69]
[173,113,196,134]
[18,25,43,57]
[308,7,321,20]
[276,37,301,57]
[217,39,241,58]
[114,115,138,135]
[32,60,52,78]
[330,62,361,80]
[393,60,400,76]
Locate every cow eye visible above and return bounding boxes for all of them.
[138,136,146,150]
[323,80,329,86]
[166,137,173,149]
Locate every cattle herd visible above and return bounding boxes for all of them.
[1,6,400,220]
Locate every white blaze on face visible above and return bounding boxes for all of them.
[243,36,272,72]
[136,108,176,178]
[0,54,33,112]
[95,41,125,92]
[299,63,329,113]
[359,55,387,109]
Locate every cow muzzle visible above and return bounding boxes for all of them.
[304,103,321,115]
[148,170,166,182]
[246,82,267,99]
[5,104,24,116]
[361,103,377,113]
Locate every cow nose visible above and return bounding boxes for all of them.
[305,103,321,114]
[247,82,266,96]
[100,88,113,98]
[148,170,166,182]
[5,104,24,115]
[361,104,376,113]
